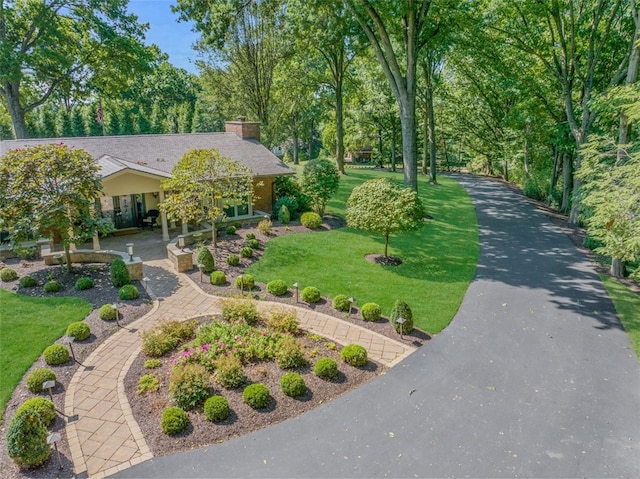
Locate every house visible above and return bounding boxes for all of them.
[0,119,293,242]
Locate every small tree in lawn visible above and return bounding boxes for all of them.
[0,144,105,272]
[159,149,254,245]
[301,159,340,217]
[346,178,425,258]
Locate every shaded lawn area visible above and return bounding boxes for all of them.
[601,276,640,359]
[0,289,92,416]
[248,170,478,334]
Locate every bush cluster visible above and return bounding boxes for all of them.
[204,395,230,422]
[234,274,255,291]
[43,344,70,366]
[300,212,322,229]
[267,279,288,296]
[137,374,160,394]
[0,267,18,282]
[75,276,94,291]
[144,359,161,369]
[240,246,253,258]
[225,225,237,235]
[340,344,368,367]
[66,321,90,341]
[221,296,258,324]
[99,303,117,321]
[265,309,299,335]
[44,280,62,293]
[110,258,130,287]
[280,372,306,397]
[210,270,227,285]
[226,254,240,266]
[197,247,215,273]
[19,276,37,288]
[26,368,56,393]
[243,383,271,409]
[214,354,245,389]
[257,219,272,235]
[118,284,139,300]
[361,303,381,322]
[276,336,307,369]
[6,409,50,468]
[332,294,351,312]
[169,363,211,410]
[246,238,260,250]
[160,407,189,436]
[314,357,338,380]
[390,300,414,335]
[245,232,256,240]
[141,320,198,357]
[301,286,321,303]
[16,398,56,426]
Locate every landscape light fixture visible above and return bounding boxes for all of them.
[293,282,299,303]
[62,335,76,361]
[198,263,205,282]
[396,317,407,340]
[126,243,134,262]
[47,432,63,470]
[112,303,121,327]
[43,380,56,403]
[348,297,355,315]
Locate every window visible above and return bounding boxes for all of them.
[223,196,251,219]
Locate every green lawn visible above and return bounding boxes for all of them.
[248,169,479,334]
[0,289,92,417]
[601,276,640,359]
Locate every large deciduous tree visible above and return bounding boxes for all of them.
[301,159,340,217]
[0,144,104,272]
[346,177,425,258]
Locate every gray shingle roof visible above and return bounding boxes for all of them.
[0,133,293,179]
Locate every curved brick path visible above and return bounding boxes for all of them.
[63,259,416,478]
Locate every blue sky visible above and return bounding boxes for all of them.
[127,0,200,73]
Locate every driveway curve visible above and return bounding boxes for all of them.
[113,174,640,478]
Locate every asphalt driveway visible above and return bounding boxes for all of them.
[113,174,640,478]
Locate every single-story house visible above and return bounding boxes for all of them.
[0,119,293,242]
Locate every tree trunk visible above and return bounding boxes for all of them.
[524,121,531,175]
[63,243,73,273]
[292,126,300,165]
[3,81,28,139]
[384,233,389,258]
[422,97,429,175]
[611,258,626,278]
[423,60,437,183]
[399,92,418,191]
[335,79,345,174]
[560,152,572,214]
[391,122,398,172]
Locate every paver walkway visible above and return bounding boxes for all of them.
[64,259,415,478]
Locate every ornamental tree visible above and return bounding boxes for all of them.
[346,178,425,258]
[301,159,340,217]
[159,149,254,244]
[0,144,105,272]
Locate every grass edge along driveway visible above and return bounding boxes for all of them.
[0,289,92,417]
[601,275,640,359]
[248,170,479,335]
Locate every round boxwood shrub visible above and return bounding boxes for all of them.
[160,406,189,436]
[225,225,237,235]
[6,409,51,469]
[390,299,414,335]
[210,270,227,285]
[301,211,322,229]
[301,286,321,304]
[44,280,62,293]
[243,383,271,409]
[66,321,90,341]
[197,246,215,273]
[43,344,70,366]
[75,276,94,291]
[280,372,306,398]
[240,246,254,258]
[245,232,256,240]
[118,284,139,300]
[110,258,130,287]
[0,267,18,282]
[19,275,37,288]
[332,294,351,312]
[204,395,230,422]
[26,368,56,393]
[234,274,255,290]
[361,302,382,322]
[227,254,240,266]
[169,363,210,410]
[99,303,117,321]
[267,279,288,296]
[247,238,260,250]
[16,398,56,426]
[314,357,338,380]
[340,344,368,367]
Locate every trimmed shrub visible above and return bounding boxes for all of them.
[274,195,300,220]
[16,398,56,426]
[276,336,307,369]
[243,383,271,409]
[197,247,215,273]
[332,294,351,312]
[240,246,254,258]
[99,304,117,321]
[245,232,256,240]
[234,274,255,291]
[75,276,94,291]
[144,359,161,369]
[141,332,178,358]
[247,238,260,250]
[361,303,382,322]
[227,254,240,266]
[314,357,338,380]
[66,321,90,341]
[204,395,230,422]
[0,267,18,282]
[110,258,130,287]
[118,284,139,300]
[257,219,272,235]
[210,270,227,285]
[340,344,368,367]
[280,372,306,397]
[6,409,50,468]
[301,286,321,304]
[44,280,62,293]
[265,309,299,335]
[43,344,70,366]
[214,354,245,389]
[160,407,189,436]
[225,225,237,235]
[278,204,291,224]
[390,300,414,335]
[232,221,242,229]
[26,368,56,393]
[267,279,288,296]
[221,296,258,324]
[169,363,211,410]
[19,276,37,288]
[137,374,160,394]
[300,211,322,229]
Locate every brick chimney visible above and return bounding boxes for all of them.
[225,116,261,141]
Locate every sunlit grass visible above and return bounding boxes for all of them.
[601,276,640,360]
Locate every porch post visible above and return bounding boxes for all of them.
[92,233,101,251]
[159,190,170,241]
[182,219,188,235]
